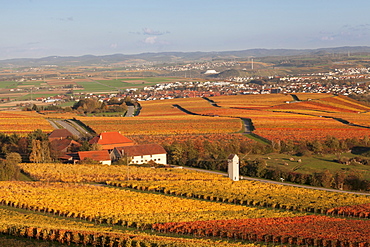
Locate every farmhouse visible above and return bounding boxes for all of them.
[48,129,74,141]
[78,150,111,165]
[111,144,167,165]
[89,131,135,150]
[50,138,81,155]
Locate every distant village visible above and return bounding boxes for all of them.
[1,65,370,107]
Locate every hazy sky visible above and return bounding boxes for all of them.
[1,0,370,59]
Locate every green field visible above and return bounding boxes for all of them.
[0,81,19,88]
[0,81,45,89]
[15,93,60,101]
[74,81,117,92]
[122,77,181,83]
[95,79,138,88]
[245,152,370,179]
[95,77,183,89]
[17,81,44,87]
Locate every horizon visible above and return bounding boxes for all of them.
[2,0,370,60]
[1,45,369,61]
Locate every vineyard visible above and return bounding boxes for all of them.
[75,115,242,136]
[106,179,370,214]
[18,163,370,213]
[0,181,303,227]
[185,94,370,142]
[1,93,370,246]
[0,207,248,247]
[1,162,370,246]
[19,163,226,182]
[71,93,370,143]
[1,93,368,143]
[153,215,370,245]
[0,111,53,134]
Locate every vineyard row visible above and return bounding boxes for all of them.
[2,226,247,247]
[0,198,152,230]
[153,215,370,246]
[106,181,370,219]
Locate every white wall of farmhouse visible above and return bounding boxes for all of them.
[100,160,112,165]
[130,153,167,165]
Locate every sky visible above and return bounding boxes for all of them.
[1,0,370,60]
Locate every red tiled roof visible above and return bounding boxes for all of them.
[89,132,134,145]
[50,139,81,152]
[78,150,110,161]
[116,144,166,157]
[49,129,73,139]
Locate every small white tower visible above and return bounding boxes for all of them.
[228,154,239,181]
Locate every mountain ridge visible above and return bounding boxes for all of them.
[1,46,370,67]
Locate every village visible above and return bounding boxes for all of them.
[5,73,370,108]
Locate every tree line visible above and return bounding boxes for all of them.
[164,135,370,191]
[23,96,137,116]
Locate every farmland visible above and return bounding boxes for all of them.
[1,90,370,245]
[0,72,192,103]
[139,93,370,142]
[76,115,242,135]
[0,111,53,134]
[71,93,370,144]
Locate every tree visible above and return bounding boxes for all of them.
[324,136,341,153]
[29,139,52,163]
[91,143,102,151]
[310,139,324,154]
[29,139,42,163]
[79,141,92,151]
[334,170,346,190]
[6,152,22,165]
[72,98,102,114]
[0,152,22,181]
[168,143,186,166]
[240,158,267,177]
[117,154,132,166]
[319,169,334,188]
[28,129,48,141]
[279,140,295,154]
[31,104,39,111]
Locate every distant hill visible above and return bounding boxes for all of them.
[1,46,370,67]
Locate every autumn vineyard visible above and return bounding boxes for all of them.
[0,92,370,246]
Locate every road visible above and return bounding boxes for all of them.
[175,166,370,196]
[125,105,135,117]
[48,119,93,140]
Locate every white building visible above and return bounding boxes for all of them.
[204,69,219,75]
[111,144,167,165]
[227,154,239,181]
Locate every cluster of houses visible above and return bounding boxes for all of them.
[49,129,167,165]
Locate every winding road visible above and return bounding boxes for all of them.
[48,119,93,140]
